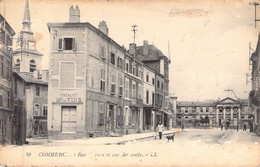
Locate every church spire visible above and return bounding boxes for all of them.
[22,0,31,32]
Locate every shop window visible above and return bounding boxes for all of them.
[100,69,105,91]
[116,106,124,127]
[98,103,105,125]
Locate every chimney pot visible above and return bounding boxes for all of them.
[143,40,149,56]
[98,21,109,36]
[69,5,80,23]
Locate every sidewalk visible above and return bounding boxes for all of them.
[27,129,179,146]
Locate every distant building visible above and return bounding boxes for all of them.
[177,90,252,129]
[0,13,16,145]
[249,33,260,135]
[12,0,48,141]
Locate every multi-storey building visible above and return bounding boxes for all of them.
[0,14,16,145]
[12,0,48,141]
[47,6,131,139]
[142,63,156,131]
[136,40,171,130]
[177,90,252,129]
[124,44,143,134]
[249,33,260,136]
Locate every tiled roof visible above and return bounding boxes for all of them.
[14,71,48,85]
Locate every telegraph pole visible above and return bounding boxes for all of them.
[132,24,137,65]
[249,1,260,28]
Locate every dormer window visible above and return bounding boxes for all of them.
[58,37,76,51]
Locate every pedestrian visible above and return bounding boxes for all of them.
[156,122,164,140]
[243,124,247,131]
[221,123,223,131]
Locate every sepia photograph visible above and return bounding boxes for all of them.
[0,0,260,166]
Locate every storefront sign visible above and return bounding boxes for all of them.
[56,93,82,103]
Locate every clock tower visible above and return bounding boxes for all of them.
[13,0,43,73]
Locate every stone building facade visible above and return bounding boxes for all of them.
[0,13,16,145]
[47,6,171,139]
[12,0,48,141]
[177,90,252,129]
[249,33,260,135]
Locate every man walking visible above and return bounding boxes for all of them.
[156,122,164,140]
[243,124,247,131]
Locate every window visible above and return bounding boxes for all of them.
[0,29,5,44]
[146,90,149,104]
[138,67,142,78]
[146,73,149,82]
[110,53,115,65]
[161,82,163,89]
[125,59,129,72]
[34,104,40,116]
[14,77,17,94]
[132,82,136,98]
[30,59,36,72]
[98,103,105,125]
[132,65,136,75]
[60,62,75,88]
[138,84,142,99]
[157,80,160,89]
[0,95,2,106]
[14,59,20,70]
[125,78,129,98]
[6,60,10,80]
[42,105,48,116]
[111,73,116,94]
[99,45,105,59]
[7,91,10,108]
[185,108,188,113]
[0,55,3,76]
[58,37,76,50]
[100,69,105,91]
[152,92,155,105]
[192,107,196,112]
[118,75,123,97]
[152,78,155,85]
[36,86,40,96]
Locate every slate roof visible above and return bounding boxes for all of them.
[136,45,168,62]
[14,71,48,85]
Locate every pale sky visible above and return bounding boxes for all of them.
[1,0,260,101]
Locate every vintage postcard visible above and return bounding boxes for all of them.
[0,0,260,166]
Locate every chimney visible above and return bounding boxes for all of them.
[41,70,49,82]
[143,40,149,56]
[98,21,108,36]
[69,5,80,23]
[33,70,39,79]
[129,43,136,55]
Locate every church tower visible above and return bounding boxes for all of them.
[13,0,43,73]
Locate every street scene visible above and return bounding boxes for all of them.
[0,0,260,166]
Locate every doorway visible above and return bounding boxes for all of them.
[61,106,77,133]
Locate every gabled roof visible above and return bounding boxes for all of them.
[14,71,48,85]
[216,97,239,105]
